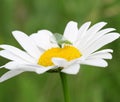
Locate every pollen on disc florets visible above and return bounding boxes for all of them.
[38,45,82,67]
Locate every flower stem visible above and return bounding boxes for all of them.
[60,72,70,102]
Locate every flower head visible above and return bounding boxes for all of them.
[0,21,119,82]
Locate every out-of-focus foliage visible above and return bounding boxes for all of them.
[0,0,120,102]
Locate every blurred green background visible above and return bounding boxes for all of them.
[0,0,120,102]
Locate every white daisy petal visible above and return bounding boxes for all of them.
[77,22,91,40]
[0,50,28,63]
[30,30,58,50]
[2,61,54,74]
[52,58,68,67]
[0,64,53,82]
[0,45,36,63]
[84,33,120,55]
[86,22,107,35]
[0,65,4,69]
[75,22,106,48]
[61,64,80,74]
[81,28,116,52]
[88,22,107,34]
[16,64,54,74]
[12,31,41,59]
[1,61,31,70]
[98,28,116,34]
[83,22,107,43]
[82,28,115,49]
[1,61,21,70]
[63,21,78,43]
[92,49,113,54]
[81,59,108,67]
[96,28,116,36]
[74,22,91,48]
[0,70,24,83]
[17,64,53,74]
[36,66,54,74]
[88,49,113,59]
[88,53,112,59]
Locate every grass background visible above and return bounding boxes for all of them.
[0,0,120,102]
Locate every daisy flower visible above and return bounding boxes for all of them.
[0,21,119,82]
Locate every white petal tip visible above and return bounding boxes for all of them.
[115,33,120,37]
[61,70,79,75]
[61,64,80,75]
[103,64,108,68]
[12,31,25,37]
[68,21,77,24]
[111,28,116,31]
[110,33,120,41]
[66,21,78,27]
[36,70,43,74]
[35,67,50,74]
[86,21,91,25]
[101,22,107,24]
[99,62,108,68]
[81,21,91,28]
[0,66,4,69]
[98,22,107,26]
[0,79,4,83]
[12,30,20,34]
[37,30,52,35]
[110,49,113,53]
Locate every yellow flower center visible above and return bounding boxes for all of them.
[38,45,82,66]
